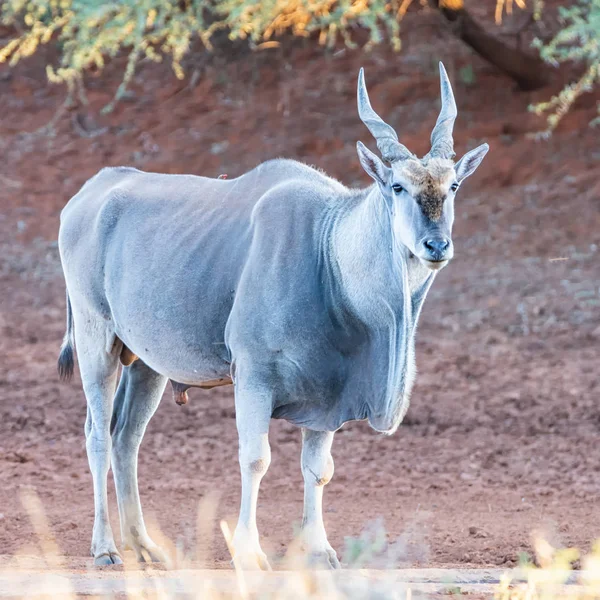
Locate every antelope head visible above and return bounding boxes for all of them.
[356,63,489,271]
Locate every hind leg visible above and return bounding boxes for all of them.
[110,360,167,562]
[74,313,121,565]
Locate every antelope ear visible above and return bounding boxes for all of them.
[455,143,489,183]
[357,141,390,186]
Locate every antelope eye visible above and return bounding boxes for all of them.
[392,184,404,194]
[450,182,459,193]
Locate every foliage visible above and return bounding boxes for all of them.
[0,0,598,131]
[0,0,408,111]
[530,0,600,134]
[0,0,532,110]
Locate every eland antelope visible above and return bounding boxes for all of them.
[57,63,488,569]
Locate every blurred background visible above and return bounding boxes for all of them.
[0,0,598,570]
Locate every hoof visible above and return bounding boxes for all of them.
[135,545,167,563]
[231,527,271,571]
[125,536,168,563]
[307,548,341,570]
[94,551,123,566]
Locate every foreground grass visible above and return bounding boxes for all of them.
[496,537,600,600]
[2,490,600,599]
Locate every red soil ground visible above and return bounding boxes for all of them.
[0,4,599,570]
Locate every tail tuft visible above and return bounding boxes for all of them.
[58,290,75,381]
[58,342,74,381]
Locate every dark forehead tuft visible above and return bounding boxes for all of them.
[416,186,445,221]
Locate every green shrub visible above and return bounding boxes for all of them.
[531,0,600,134]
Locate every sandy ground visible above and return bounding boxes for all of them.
[1,2,599,574]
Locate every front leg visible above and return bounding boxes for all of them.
[300,429,340,569]
[231,382,272,571]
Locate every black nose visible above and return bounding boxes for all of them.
[423,238,451,261]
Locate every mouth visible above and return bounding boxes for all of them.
[419,258,449,271]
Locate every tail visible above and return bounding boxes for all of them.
[58,290,75,381]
